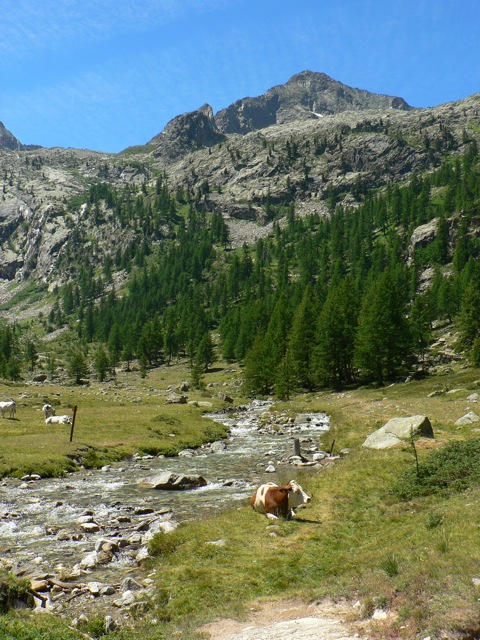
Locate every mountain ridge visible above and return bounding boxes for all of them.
[0,72,479,294]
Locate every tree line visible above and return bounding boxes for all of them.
[1,142,479,392]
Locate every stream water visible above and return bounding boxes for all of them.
[0,401,329,578]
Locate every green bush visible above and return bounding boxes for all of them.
[392,439,480,500]
[0,573,32,613]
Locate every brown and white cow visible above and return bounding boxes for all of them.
[250,480,311,519]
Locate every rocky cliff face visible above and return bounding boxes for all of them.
[0,72,479,300]
[0,121,42,151]
[0,121,25,151]
[148,104,225,161]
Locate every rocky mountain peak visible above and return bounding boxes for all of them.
[214,70,412,134]
[149,103,225,161]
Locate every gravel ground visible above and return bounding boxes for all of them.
[199,599,369,640]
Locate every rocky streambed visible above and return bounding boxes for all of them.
[0,400,332,629]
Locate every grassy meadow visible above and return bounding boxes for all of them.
[0,362,236,478]
[1,362,480,639]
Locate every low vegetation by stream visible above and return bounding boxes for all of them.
[1,361,480,639]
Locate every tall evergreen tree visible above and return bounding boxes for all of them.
[354,270,411,384]
[315,277,358,388]
[288,285,317,390]
[456,266,480,357]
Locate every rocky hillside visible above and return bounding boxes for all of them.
[0,71,479,300]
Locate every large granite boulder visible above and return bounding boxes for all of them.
[362,415,434,450]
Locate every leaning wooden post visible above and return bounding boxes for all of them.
[69,405,78,443]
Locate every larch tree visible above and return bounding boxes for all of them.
[354,270,411,385]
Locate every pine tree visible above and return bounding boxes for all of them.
[409,294,432,363]
[24,340,38,373]
[288,285,317,390]
[457,268,480,356]
[243,334,272,396]
[94,346,110,382]
[67,348,89,384]
[196,332,214,372]
[315,278,358,388]
[354,270,411,384]
[275,347,293,400]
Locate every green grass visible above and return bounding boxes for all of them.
[0,363,231,477]
[0,280,48,311]
[2,365,480,638]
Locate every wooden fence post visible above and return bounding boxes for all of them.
[293,438,301,458]
[69,405,78,443]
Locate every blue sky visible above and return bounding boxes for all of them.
[1,0,479,153]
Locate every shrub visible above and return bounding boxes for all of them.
[0,573,31,613]
[392,439,480,500]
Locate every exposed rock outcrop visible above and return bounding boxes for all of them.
[149,104,226,160]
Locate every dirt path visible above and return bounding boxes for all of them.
[199,599,370,640]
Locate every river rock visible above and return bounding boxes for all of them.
[30,579,49,592]
[113,590,136,608]
[81,522,101,533]
[139,471,207,490]
[135,546,151,564]
[455,411,480,426]
[80,551,98,570]
[96,550,114,565]
[76,514,97,524]
[87,582,103,596]
[95,538,120,554]
[128,533,143,546]
[142,518,179,543]
[362,415,434,449]
[210,440,227,453]
[105,616,118,633]
[122,577,143,591]
[134,507,155,515]
[178,449,195,457]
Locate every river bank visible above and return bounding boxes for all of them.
[1,401,332,630]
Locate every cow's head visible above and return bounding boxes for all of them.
[288,480,312,508]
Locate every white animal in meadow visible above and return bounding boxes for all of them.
[45,414,72,425]
[42,404,55,418]
[0,400,16,419]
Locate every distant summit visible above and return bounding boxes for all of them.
[214,70,412,134]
